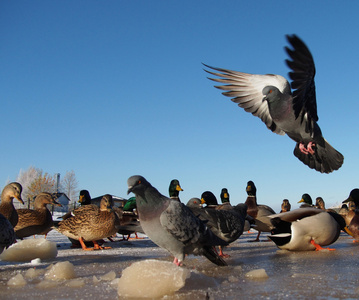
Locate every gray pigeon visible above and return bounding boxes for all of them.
[0,213,16,254]
[187,197,247,257]
[127,175,228,266]
[204,34,343,173]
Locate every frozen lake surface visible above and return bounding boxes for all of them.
[1,229,359,299]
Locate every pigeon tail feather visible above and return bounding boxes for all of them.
[201,246,228,266]
[293,139,343,173]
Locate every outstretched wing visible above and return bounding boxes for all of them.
[285,34,318,134]
[204,64,288,135]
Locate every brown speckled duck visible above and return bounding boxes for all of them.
[342,189,359,241]
[56,194,121,250]
[0,213,16,253]
[280,199,291,213]
[0,182,24,227]
[15,192,62,239]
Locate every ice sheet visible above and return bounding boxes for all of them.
[0,229,359,299]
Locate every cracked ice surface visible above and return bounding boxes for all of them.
[1,228,359,299]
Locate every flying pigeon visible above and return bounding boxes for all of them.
[204,34,343,173]
[127,175,228,266]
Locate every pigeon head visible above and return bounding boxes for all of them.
[127,175,151,196]
[262,86,281,102]
[186,197,202,208]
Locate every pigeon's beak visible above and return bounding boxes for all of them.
[127,186,133,195]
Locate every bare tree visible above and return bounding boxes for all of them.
[16,166,42,206]
[61,170,79,203]
[27,172,56,206]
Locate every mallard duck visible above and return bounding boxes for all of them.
[117,197,144,240]
[268,207,346,251]
[14,192,62,239]
[0,182,24,227]
[56,194,121,250]
[79,190,92,205]
[338,203,355,228]
[187,197,247,257]
[298,193,314,208]
[315,197,325,209]
[220,188,230,204]
[342,189,359,241]
[0,213,16,254]
[244,181,276,242]
[168,179,183,201]
[280,199,291,213]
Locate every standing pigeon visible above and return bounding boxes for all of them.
[187,197,247,257]
[127,175,228,266]
[204,34,343,173]
[0,213,16,254]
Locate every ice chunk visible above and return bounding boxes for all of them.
[245,268,269,280]
[110,278,121,289]
[44,261,76,281]
[24,267,44,279]
[117,259,190,298]
[100,270,117,281]
[36,280,58,289]
[7,273,27,287]
[0,239,57,262]
[66,279,86,288]
[93,275,100,284]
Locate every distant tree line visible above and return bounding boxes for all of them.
[3,166,79,209]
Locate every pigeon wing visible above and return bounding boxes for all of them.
[285,34,318,134]
[160,200,226,247]
[204,64,287,135]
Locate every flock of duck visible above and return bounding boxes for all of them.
[0,34,350,269]
[1,178,358,268]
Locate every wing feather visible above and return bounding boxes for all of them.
[204,64,288,135]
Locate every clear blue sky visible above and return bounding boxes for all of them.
[1,1,358,211]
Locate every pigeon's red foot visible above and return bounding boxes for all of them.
[299,142,316,155]
[173,257,182,266]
